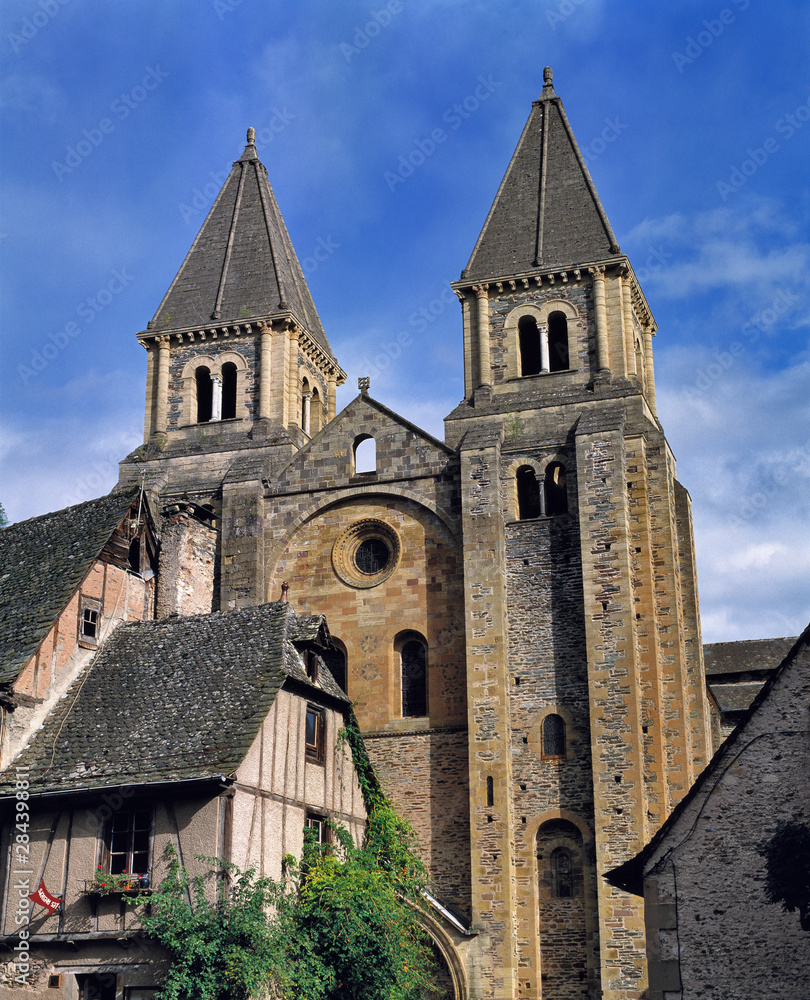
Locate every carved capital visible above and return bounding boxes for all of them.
[588,265,606,280]
[472,283,490,299]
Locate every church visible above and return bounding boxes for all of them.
[2,68,786,999]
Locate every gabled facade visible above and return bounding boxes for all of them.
[607,624,810,999]
[0,491,158,768]
[0,603,366,996]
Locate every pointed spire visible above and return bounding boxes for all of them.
[148,130,334,357]
[462,70,620,280]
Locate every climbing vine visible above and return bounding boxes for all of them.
[136,708,439,999]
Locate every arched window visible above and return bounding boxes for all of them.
[354,435,376,474]
[221,362,237,419]
[310,387,322,435]
[548,311,569,372]
[551,847,574,898]
[399,634,427,718]
[323,639,347,693]
[195,366,212,423]
[544,462,567,515]
[516,465,541,520]
[542,713,566,757]
[519,316,542,376]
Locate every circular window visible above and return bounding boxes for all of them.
[332,520,401,589]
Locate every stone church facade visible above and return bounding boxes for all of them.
[111,69,713,999]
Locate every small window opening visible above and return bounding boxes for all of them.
[542,714,566,758]
[221,362,237,419]
[310,387,321,434]
[517,465,541,520]
[301,377,311,433]
[548,311,569,371]
[486,776,494,807]
[354,435,376,474]
[303,649,319,682]
[195,366,212,423]
[81,607,99,640]
[305,812,330,846]
[551,847,574,898]
[519,316,542,376]
[305,706,325,762]
[401,637,427,718]
[544,462,568,515]
[128,536,141,573]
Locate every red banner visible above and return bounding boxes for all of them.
[28,880,64,914]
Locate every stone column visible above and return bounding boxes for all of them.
[287,326,300,430]
[459,291,474,399]
[539,323,550,373]
[643,328,657,414]
[474,284,491,387]
[302,392,312,435]
[327,373,337,422]
[211,374,223,421]
[259,324,273,420]
[143,344,156,442]
[621,270,636,378]
[590,266,610,373]
[154,337,170,438]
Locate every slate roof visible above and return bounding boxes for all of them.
[463,69,620,280]
[148,131,334,357]
[0,602,345,796]
[0,490,140,686]
[703,636,798,678]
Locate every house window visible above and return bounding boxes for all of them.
[542,714,566,758]
[544,462,568,515]
[79,599,101,646]
[551,847,574,898]
[516,465,541,520]
[305,812,330,846]
[125,992,159,1000]
[77,975,117,1000]
[400,635,428,718]
[519,316,542,376]
[305,705,325,763]
[548,311,569,371]
[195,366,212,422]
[222,362,237,419]
[104,807,152,876]
[81,607,99,639]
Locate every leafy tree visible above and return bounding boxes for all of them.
[0,501,8,527]
[758,819,810,931]
[136,709,439,999]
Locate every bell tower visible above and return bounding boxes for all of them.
[446,69,711,1000]
[126,127,345,500]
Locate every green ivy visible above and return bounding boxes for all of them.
[136,709,439,999]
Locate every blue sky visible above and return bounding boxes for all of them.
[1,0,808,643]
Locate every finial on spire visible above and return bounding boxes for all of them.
[247,126,256,145]
[544,66,553,86]
[358,376,370,395]
[541,65,556,98]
